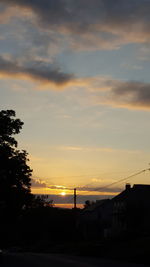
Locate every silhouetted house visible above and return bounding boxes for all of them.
[78,199,113,240]
[78,184,150,240]
[111,184,150,237]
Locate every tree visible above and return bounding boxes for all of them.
[84,200,95,209]
[32,195,54,208]
[0,110,33,215]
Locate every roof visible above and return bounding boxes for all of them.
[82,199,110,213]
[112,184,150,203]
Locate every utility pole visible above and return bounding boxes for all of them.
[74,188,77,209]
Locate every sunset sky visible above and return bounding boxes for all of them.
[1,0,150,206]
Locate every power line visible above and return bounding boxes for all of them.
[88,168,150,192]
[39,167,150,207]
[75,168,150,203]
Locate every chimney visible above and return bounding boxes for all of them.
[126,183,131,191]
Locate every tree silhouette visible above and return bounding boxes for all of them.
[32,195,54,208]
[0,110,33,215]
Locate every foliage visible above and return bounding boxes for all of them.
[84,200,95,208]
[0,110,32,214]
[0,110,23,147]
[32,195,54,208]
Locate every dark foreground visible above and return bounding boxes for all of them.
[0,253,148,267]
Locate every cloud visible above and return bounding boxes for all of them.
[0,52,149,110]
[101,81,150,110]
[1,0,150,50]
[47,185,70,190]
[31,178,47,188]
[31,179,71,191]
[68,77,150,110]
[72,78,150,110]
[0,55,74,86]
[0,55,150,110]
[32,182,121,197]
[77,186,121,194]
[56,145,140,153]
[58,146,84,152]
[31,177,121,194]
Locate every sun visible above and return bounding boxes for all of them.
[60,192,66,196]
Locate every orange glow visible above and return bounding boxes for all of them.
[60,192,66,196]
[31,186,119,196]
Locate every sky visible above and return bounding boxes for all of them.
[1,0,150,207]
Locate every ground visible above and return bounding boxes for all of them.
[0,253,148,267]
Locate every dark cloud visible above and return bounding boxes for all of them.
[31,178,121,193]
[110,81,150,109]
[42,184,121,193]
[84,78,150,110]
[1,0,149,29]
[1,52,150,109]
[1,0,150,49]
[0,55,73,85]
[77,186,121,193]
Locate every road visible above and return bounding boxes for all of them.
[0,252,148,267]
